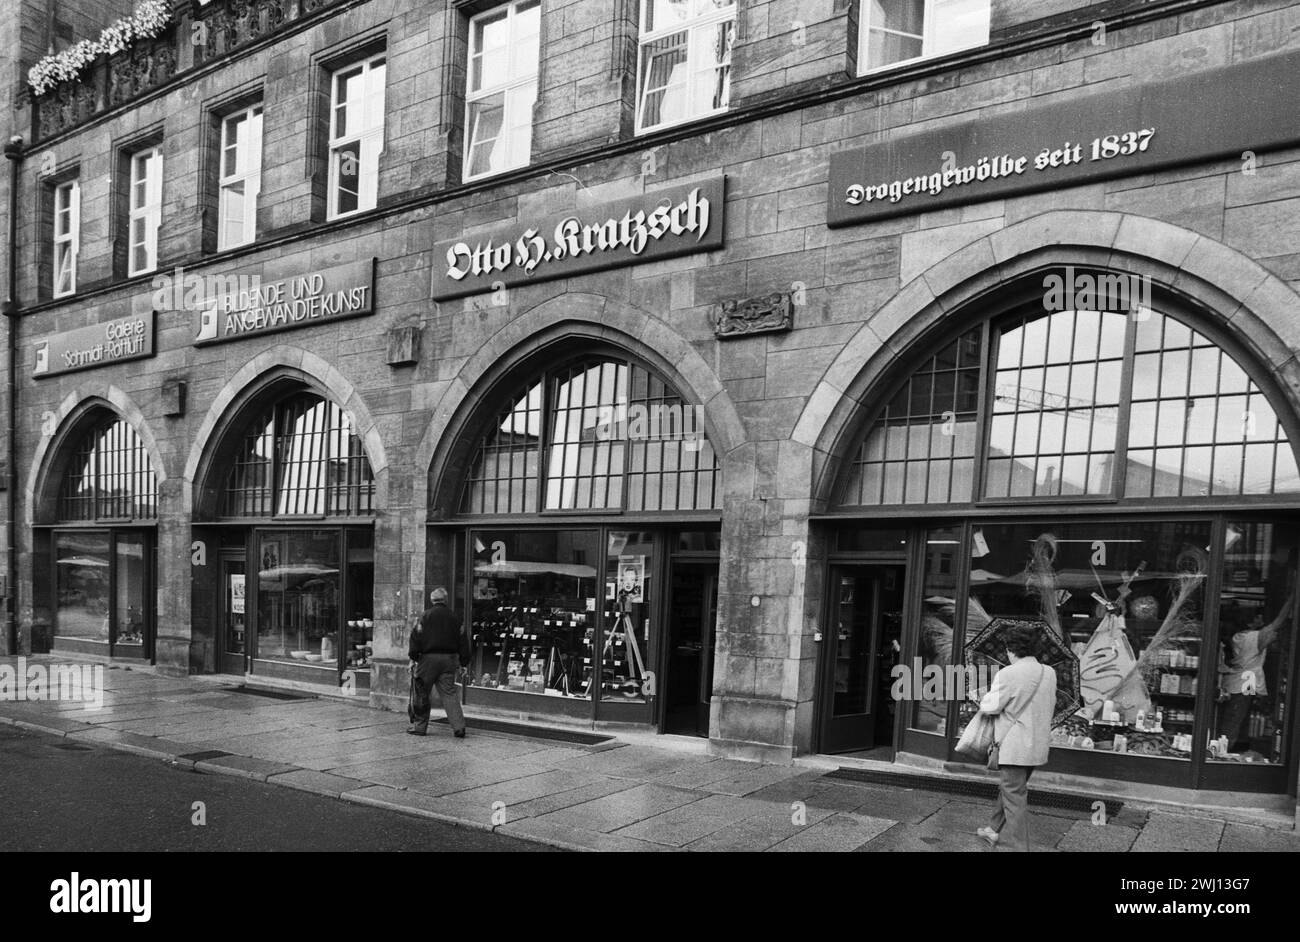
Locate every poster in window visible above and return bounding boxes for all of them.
[616,555,645,605]
[231,574,245,614]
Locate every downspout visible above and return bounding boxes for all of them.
[3,136,22,656]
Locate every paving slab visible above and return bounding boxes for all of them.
[499,816,678,852]
[1055,820,1142,852]
[531,783,706,834]
[856,821,988,852]
[508,777,642,818]
[1130,812,1226,853]
[342,785,497,832]
[683,805,838,852]
[613,794,775,846]
[697,762,810,796]
[266,768,379,800]
[193,754,302,783]
[439,768,610,808]
[1217,822,1300,853]
[767,811,896,852]
[834,784,952,824]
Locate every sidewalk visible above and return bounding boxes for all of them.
[2,656,1297,852]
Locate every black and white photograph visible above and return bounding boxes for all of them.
[0,0,1295,926]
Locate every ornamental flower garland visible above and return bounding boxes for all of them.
[27,0,171,96]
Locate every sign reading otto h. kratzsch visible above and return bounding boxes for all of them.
[431,176,725,301]
[195,257,376,345]
[34,312,155,378]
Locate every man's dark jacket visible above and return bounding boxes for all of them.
[409,601,470,667]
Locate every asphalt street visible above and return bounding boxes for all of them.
[0,725,556,852]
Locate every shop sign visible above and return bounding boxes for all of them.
[430,176,725,301]
[194,257,376,346]
[33,311,155,378]
[827,50,1300,226]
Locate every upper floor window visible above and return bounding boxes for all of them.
[465,0,540,181]
[636,0,735,134]
[58,416,158,522]
[218,104,263,250]
[127,146,163,276]
[328,54,386,219]
[859,0,991,74]
[836,297,1300,508]
[52,179,80,298]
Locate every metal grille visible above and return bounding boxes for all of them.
[57,417,157,522]
[221,393,375,518]
[460,357,720,515]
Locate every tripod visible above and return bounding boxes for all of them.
[584,592,647,698]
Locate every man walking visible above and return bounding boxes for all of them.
[408,587,470,738]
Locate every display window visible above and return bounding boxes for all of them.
[826,274,1300,791]
[44,413,157,660]
[440,351,722,729]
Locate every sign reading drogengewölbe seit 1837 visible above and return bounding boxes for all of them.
[194,257,376,345]
[34,312,155,378]
[430,176,726,301]
[827,50,1300,226]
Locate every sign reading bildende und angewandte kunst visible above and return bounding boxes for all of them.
[827,50,1300,226]
[34,311,155,378]
[194,257,376,345]
[430,176,725,301]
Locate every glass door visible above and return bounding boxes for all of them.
[663,562,719,736]
[113,533,149,659]
[220,553,248,675]
[819,565,905,754]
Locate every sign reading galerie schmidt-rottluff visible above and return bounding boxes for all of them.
[430,176,725,301]
[34,311,155,378]
[827,50,1300,226]
[194,257,376,345]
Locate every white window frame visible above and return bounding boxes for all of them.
[127,147,163,277]
[218,104,264,250]
[52,179,80,298]
[858,0,991,75]
[635,0,736,136]
[327,53,386,221]
[463,0,541,182]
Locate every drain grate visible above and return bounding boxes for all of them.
[825,767,1123,816]
[225,685,314,702]
[178,750,234,762]
[432,717,612,745]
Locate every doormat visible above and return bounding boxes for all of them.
[432,716,613,745]
[825,767,1124,817]
[225,685,315,702]
[177,750,234,762]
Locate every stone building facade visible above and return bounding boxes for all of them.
[3,0,1300,800]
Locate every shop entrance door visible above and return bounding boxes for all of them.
[818,565,905,754]
[219,552,248,675]
[663,563,719,736]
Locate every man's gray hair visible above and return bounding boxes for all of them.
[430,587,449,603]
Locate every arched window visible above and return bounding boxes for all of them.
[461,356,720,514]
[221,392,375,517]
[836,307,1300,508]
[58,416,157,522]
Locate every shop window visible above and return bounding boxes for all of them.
[327,53,386,219]
[221,393,375,518]
[464,0,540,181]
[636,0,735,134]
[836,304,1300,509]
[58,416,158,522]
[126,145,163,276]
[52,178,80,297]
[858,0,991,74]
[461,356,719,514]
[218,104,263,250]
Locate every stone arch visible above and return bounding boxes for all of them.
[795,210,1300,509]
[417,291,744,521]
[182,344,388,516]
[25,385,166,526]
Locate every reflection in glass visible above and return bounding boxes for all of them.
[256,531,340,666]
[55,532,112,648]
[1210,522,1297,766]
[911,527,963,732]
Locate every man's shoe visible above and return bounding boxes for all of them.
[976,826,999,847]
[406,727,427,736]
[453,728,466,738]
